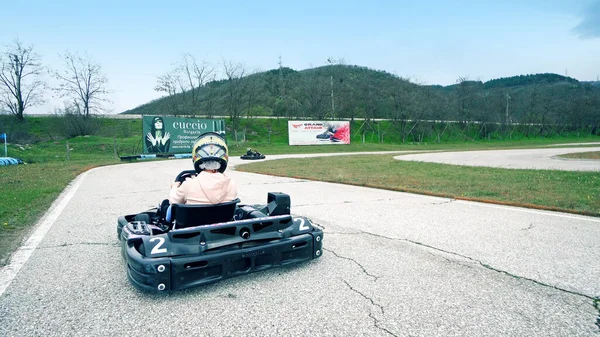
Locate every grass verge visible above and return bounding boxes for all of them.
[557,151,600,160]
[236,154,600,217]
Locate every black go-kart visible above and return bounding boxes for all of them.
[117,170,323,293]
[240,150,265,160]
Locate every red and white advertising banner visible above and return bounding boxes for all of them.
[288,121,350,145]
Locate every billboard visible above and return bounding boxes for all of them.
[142,116,225,154]
[288,121,350,146]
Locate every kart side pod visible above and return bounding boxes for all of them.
[266,192,290,216]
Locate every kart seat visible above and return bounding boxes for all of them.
[168,198,240,229]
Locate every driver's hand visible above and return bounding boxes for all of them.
[170,181,181,189]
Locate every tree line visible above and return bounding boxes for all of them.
[126,56,600,141]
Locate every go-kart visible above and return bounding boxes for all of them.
[240,150,265,160]
[117,170,323,293]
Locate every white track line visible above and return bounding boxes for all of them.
[0,171,89,296]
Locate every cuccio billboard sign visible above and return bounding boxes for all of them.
[142,116,225,154]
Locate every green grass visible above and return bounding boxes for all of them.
[237,154,600,216]
[557,151,600,160]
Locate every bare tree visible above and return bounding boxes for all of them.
[298,70,328,119]
[590,90,600,136]
[54,52,109,118]
[389,75,413,121]
[326,57,346,119]
[222,59,248,132]
[245,70,265,118]
[0,39,45,120]
[454,76,484,140]
[454,76,484,122]
[387,76,421,143]
[155,72,181,115]
[155,54,214,115]
[203,83,217,118]
[180,54,214,111]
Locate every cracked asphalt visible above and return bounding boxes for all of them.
[1,152,599,336]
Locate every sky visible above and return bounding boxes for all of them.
[1,0,599,115]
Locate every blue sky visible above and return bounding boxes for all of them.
[1,0,599,114]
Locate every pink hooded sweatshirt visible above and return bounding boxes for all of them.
[169,171,238,204]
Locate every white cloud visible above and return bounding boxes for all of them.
[573,0,600,38]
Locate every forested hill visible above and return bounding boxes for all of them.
[482,73,580,89]
[583,81,600,88]
[426,73,580,92]
[122,65,599,135]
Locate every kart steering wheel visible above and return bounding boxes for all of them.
[175,170,197,184]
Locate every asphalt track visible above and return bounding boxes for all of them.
[1,149,599,336]
[394,147,600,171]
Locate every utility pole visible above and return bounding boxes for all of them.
[278,56,285,98]
[330,75,335,120]
[327,58,335,120]
[505,93,511,124]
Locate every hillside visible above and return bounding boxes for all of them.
[121,65,600,137]
[123,64,420,118]
[583,81,600,88]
